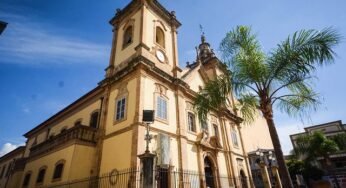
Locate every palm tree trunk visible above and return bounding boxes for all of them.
[263,114,294,188]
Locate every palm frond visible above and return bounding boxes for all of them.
[236,93,259,124]
[220,26,268,92]
[194,75,232,122]
[267,28,341,88]
[275,89,320,118]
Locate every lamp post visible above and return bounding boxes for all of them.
[138,110,156,188]
[144,120,153,153]
[256,150,271,188]
[268,151,277,187]
[256,150,282,188]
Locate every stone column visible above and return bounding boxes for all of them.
[271,166,282,188]
[138,152,156,188]
[259,162,271,188]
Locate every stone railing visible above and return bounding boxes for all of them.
[30,125,97,157]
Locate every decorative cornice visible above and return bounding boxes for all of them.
[100,55,241,123]
[109,0,181,28]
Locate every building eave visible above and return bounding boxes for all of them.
[0,146,25,163]
[100,55,242,123]
[304,120,342,131]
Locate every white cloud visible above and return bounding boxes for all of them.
[0,143,24,157]
[0,13,109,65]
[22,107,31,114]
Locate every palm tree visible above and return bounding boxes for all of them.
[194,26,341,188]
[295,131,340,187]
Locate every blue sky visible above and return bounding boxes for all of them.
[0,0,345,156]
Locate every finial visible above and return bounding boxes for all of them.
[199,24,206,43]
[170,11,176,19]
[195,46,200,61]
[116,8,121,15]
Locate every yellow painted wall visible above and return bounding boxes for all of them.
[114,11,141,66]
[218,154,231,187]
[100,131,133,175]
[186,143,199,171]
[21,144,96,188]
[0,152,24,188]
[22,146,75,188]
[241,115,273,153]
[69,145,96,180]
[141,76,177,134]
[105,77,137,135]
[5,171,23,188]
[184,66,205,93]
[143,6,174,71]
[24,98,101,157]
[48,99,101,136]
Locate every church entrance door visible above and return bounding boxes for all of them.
[204,157,216,188]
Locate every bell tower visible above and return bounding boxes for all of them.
[106,0,182,78]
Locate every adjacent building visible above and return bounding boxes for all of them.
[0,0,274,187]
[290,120,346,186]
[0,147,25,188]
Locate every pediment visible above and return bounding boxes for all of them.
[196,130,222,150]
[181,61,227,93]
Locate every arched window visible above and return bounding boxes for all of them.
[231,128,239,147]
[115,96,126,121]
[156,27,165,48]
[49,134,55,140]
[187,112,196,132]
[60,127,67,133]
[53,161,64,180]
[156,96,167,120]
[213,124,219,139]
[74,120,82,126]
[90,111,99,128]
[22,172,32,187]
[123,26,133,48]
[36,167,46,184]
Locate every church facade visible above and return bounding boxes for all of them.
[0,0,274,187]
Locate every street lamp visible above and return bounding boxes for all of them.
[0,21,7,35]
[255,149,273,188]
[268,151,277,187]
[138,110,156,188]
[142,110,154,153]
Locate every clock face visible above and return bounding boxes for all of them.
[156,50,165,63]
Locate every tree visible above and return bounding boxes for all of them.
[286,158,324,184]
[295,131,340,187]
[331,133,346,151]
[194,26,341,188]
